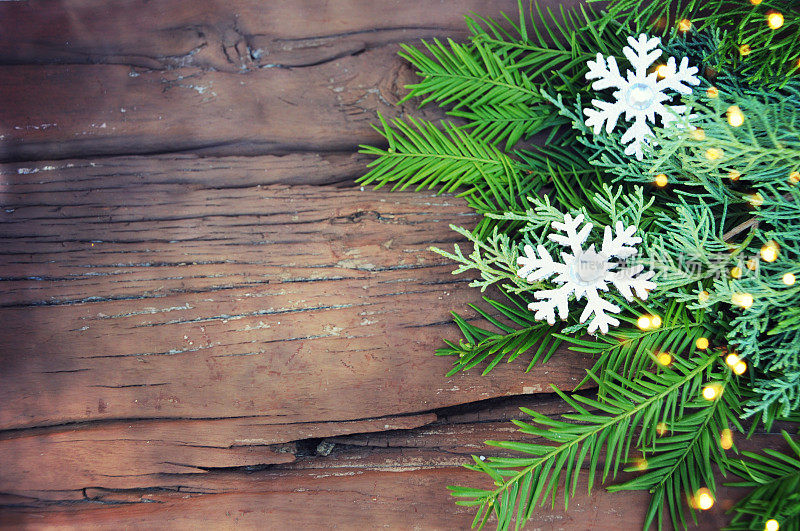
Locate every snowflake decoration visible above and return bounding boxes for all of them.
[583,33,700,159]
[516,213,656,334]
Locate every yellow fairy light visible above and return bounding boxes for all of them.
[696,337,710,350]
[657,352,673,366]
[750,0,762,4]
[632,457,649,471]
[748,192,764,207]
[734,361,747,375]
[706,86,719,98]
[726,353,741,367]
[691,128,707,141]
[739,44,752,56]
[761,241,779,262]
[654,173,668,187]
[729,170,741,182]
[730,266,743,279]
[727,106,745,127]
[651,315,662,328]
[746,258,758,271]
[783,272,796,286]
[693,488,715,510]
[765,519,780,531]
[637,315,652,330]
[720,428,734,450]
[655,64,669,78]
[705,147,723,160]
[703,384,722,401]
[789,171,800,184]
[767,11,784,30]
[656,422,668,436]
[732,292,755,309]
[678,19,693,32]
[698,290,710,302]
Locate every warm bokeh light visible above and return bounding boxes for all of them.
[734,361,747,375]
[731,266,743,279]
[632,457,649,471]
[732,292,755,309]
[725,353,741,367]
[655,173,668,187]
[767,11,784,30]
[727,106,745,127]
[678,19,692,32]
[765,519,780,531]
[702,384,721,400]
[728,170,741,182]
[657,352,672,366]
[705,148,723,160]
[637,315,652,330]
[696,337,709,350]
[707,86,719,98]
[790,171,800,184]
[746,258,757,271]
[761,242,779,262]
[655,64,669,78]
[656,422,668,436]
[720,428,733,450]
[748,193,764,207]
[650,315,662,328]
[691,128,707,141]
[750,0,762,4]
[693,488,715,510]
[783,272,796,286]
[739,44,752,56]
[698,290,710,302]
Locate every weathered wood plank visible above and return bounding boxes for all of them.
[0,158,591,434]
[0,0,526,71]
[0,0,583,161]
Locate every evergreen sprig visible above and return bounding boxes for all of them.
[358,0,800,528]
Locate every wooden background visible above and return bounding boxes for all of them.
[0,1,780,528]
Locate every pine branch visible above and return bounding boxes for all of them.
[726,430,800,531]
[610,370,742,530]
[450,352,723,531]
[437,296,564,376]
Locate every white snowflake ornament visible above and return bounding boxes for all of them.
[583,33,700,159]
[517,213,656,334]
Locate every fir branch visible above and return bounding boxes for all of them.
[726,430,800,531]
[451,352,724,531]
[437,295,564,376]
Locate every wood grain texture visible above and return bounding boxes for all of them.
[1,1,786,529]
[0,0,583,162]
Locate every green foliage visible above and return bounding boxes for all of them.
[450,352,735,530]
[436,295,564,376]
[727,430,800,531]
[357,0,800,528]
[598,0,800,84]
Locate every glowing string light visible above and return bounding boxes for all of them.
[767,11,784,30]
[761,241,779,262]
[783,273,796,286]
[732,292,754,309]
[727,106,745,127]
[720,428,733,450]
[693,488,715,510]
[696,337,709,350]
[654,173,668,187]
[765,519,780,531]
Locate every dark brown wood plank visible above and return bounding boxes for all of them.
[0,0,583,162]
[0,157,591,433]
[0,0,525,71]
